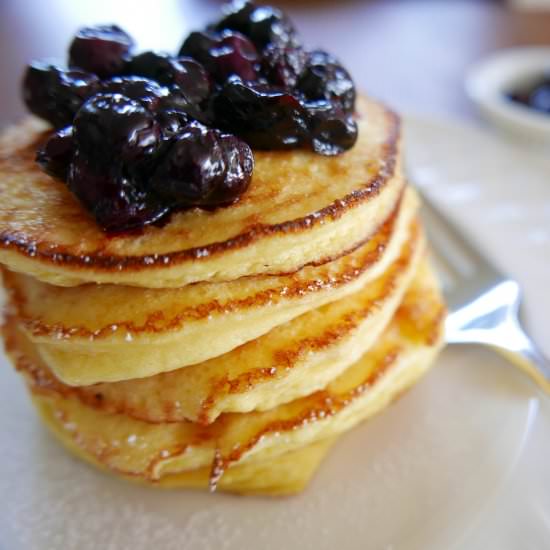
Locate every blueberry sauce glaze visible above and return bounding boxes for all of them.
[22,1,358,233]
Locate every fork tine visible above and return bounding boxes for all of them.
[418,188,502,279]
[417,188,510,312]
[415,186,550,394]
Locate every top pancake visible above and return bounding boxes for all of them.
[0,96,401,288]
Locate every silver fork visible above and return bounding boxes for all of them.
[419,190,550,394]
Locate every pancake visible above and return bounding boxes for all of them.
[7,217,424,424]
[5,189,418,386]
[17,260,445,494]
[155,437,338,495]
[0,97,402,288]
[36,405,338,495]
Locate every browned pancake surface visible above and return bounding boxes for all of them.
[0,97,401,287]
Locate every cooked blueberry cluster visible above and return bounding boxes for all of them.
[23,1,358,233]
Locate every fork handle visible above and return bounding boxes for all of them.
[493,337,550,395]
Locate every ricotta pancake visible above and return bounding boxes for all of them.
[14,260,445,494]
[0,3,447,500]
[0,97,403,288]
[5,189,418,385]
[7,216,424,424]
[36,410,338,496]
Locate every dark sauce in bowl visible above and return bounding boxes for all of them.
[507,72,550,115]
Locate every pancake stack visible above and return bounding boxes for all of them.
[0,96,445,495]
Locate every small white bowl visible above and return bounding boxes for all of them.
[465,47,550,143]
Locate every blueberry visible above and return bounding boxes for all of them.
[124,52,210,122]
[36,126,75,180]
[100,76,169,111]
[173,57,212,107]
[297,50,356,114]
[155,108,191,139]
[124,51,182,87]
[179,31,219,63]
[212,1,299,49]
[68,152,168,232]
[306,101,358,156]
[124,52,210,104]
[209,31,259,82]
[247,5,299,49]
[180,31,259,82]
[68,25,134,78]
[216,133,254,203]
[262,44,306,88]
[22,62,100,128]
[213,77,309,149]
[214,0,256,32]
[180,30,258,83]
[73,93,161,164]
[150,121,253,206]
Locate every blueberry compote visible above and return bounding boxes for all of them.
[507,73,550,115]
[23,1,358,233]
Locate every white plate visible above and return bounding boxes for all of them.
[1,117,550,550]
